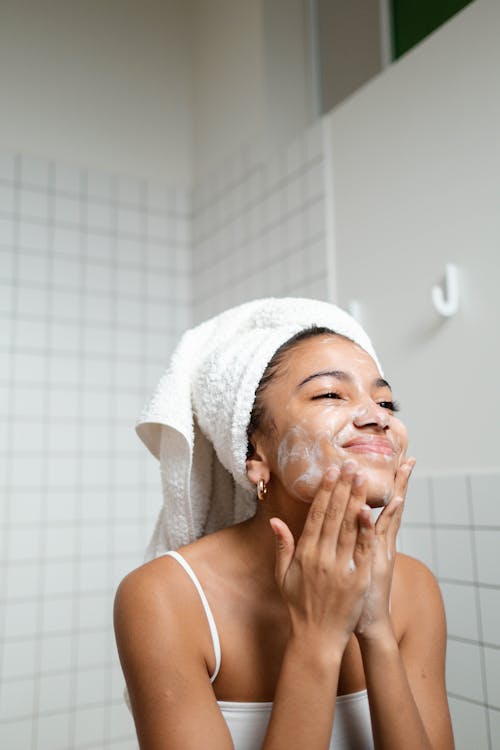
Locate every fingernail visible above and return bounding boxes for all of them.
[326,465,340,481]
[269,518,279,535]
[343,459,357,474]
[354,472,365,487]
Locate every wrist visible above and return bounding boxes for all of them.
[287,627,347,668]
[355,620,398,650]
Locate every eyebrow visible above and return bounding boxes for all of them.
[295,369,392,392]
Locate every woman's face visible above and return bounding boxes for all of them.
[259,335,408,507]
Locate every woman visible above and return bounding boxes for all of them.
[114,298,454,749]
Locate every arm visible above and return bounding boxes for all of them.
[114,564,234,750]
[354,464,454,750]
[261,462,375,750]
[358,558,453,749]
[114,462,373,750]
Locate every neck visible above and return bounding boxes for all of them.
[242,482,311,572]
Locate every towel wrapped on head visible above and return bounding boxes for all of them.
[137,297,382,559]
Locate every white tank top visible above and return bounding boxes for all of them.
[163,551,374,750]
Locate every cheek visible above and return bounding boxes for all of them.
[276,421,343,502]
[393,420,409,466]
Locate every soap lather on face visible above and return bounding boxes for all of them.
[259,334,408,508]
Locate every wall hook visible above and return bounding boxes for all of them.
[431,263,459,317]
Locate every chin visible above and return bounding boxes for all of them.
[366,496,388,509]
[365,474,395,507]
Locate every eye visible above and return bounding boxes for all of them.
[311,392,342,401]
[378,400,400,412]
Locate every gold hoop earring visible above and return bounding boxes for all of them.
[257,479,268,501]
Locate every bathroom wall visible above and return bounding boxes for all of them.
[401,473,500,749]
[325,0,499,473]
[0,0,193,184]
[190,0,314,183]
[192,122,328,323]
[1,0,498,748]
[0,122,330,749]
[322,0,500,746]
[0,4,192,743]
[0,150,190,748]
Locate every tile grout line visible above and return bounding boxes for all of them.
[0,153,21,728]
[427,477,439,576]
[466,473,493,749]
[29,156,55,750]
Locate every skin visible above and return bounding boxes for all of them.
[114,335,455,750]
[264,335,407,508]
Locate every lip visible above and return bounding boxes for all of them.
[342,436,395,456]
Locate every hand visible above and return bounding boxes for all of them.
[354,458,416,643]
[269,461,375,651]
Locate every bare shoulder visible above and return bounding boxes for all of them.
[393,552,445,638]
[113,531,231,667]
[394,551,439,588]
[113,554,199,675]
[115,554,183,622]
[114,543,212,642]
[113,545,235,749]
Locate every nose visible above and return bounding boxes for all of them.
[352,402,390,430]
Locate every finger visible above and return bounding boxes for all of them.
[269,518,295,588]
[385,495,405,554]
[298,465,341,548]
[319,461,360,548]
[333,470,367,559]
[393,458,416,501]
[352,504,375,569]
[376,461,414,536]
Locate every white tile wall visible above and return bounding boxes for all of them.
[2,130,499,750]
[191,123,327,323]
[448,697,490,750]
[399,471,500,749]
[0,151,190,748]
[488,710,500,747]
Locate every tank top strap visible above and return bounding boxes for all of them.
[161,550,221,683]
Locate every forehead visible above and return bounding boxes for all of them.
[279,334,379,381]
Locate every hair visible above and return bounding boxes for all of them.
[246,326,341,459]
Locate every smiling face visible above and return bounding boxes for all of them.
[251,334,408,508]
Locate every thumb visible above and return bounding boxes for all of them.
[269,518,295,587]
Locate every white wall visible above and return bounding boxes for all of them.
[192,121,327,323]
[323,6,499,745]
[0,149,190,749]
[325,0,499,474]
[191,0,314,182]
[317,0,384,112]
[0,0,193,184]
[190,0,266,181]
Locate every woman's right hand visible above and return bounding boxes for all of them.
[269,460,375,651]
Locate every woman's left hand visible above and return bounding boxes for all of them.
[354,458,416,643]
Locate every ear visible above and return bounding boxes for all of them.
[245,435,271,487]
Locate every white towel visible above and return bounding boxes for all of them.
[137,297,382,559]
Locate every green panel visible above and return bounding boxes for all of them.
[391,0,475,59]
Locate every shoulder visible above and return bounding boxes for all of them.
[393,553,446,640]
[113,549,235,748]
[114,545,210,632]
[394,552,441,597]
[113,556,192,662]
[394,551,438,589]
[113,533,227,655]
[115,555,173,613]
[113,552,214,702]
